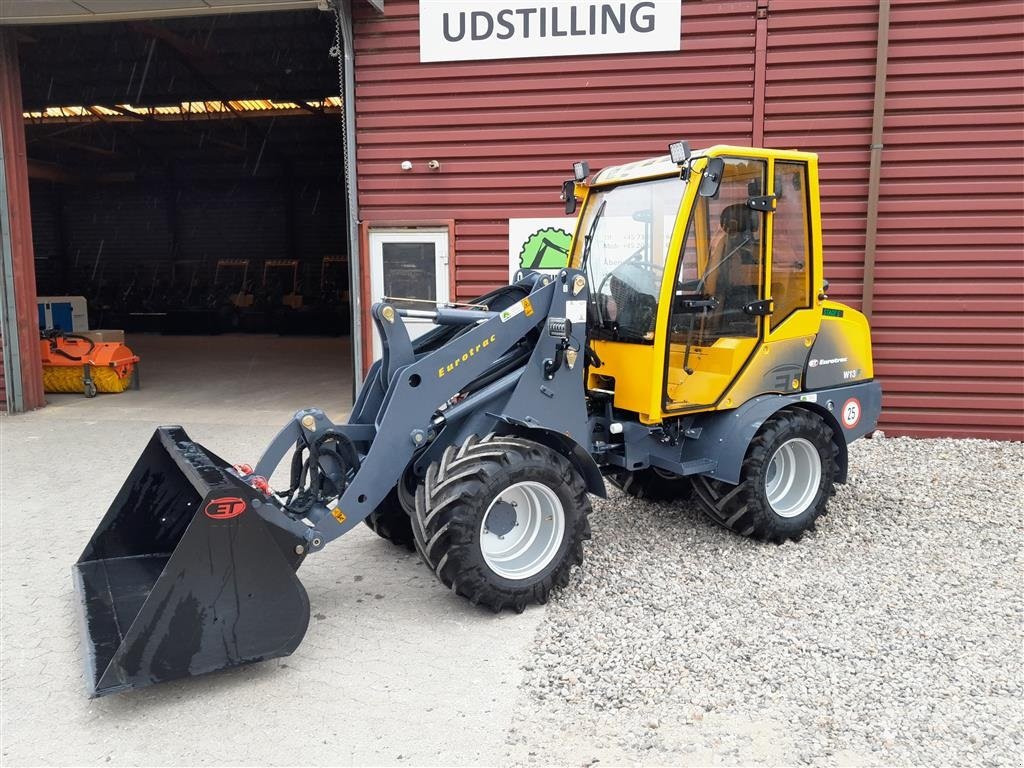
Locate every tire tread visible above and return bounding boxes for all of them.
[413,434,591,612]
[693,408,839,543]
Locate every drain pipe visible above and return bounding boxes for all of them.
[861,0,891,319]
[331,0,364,392]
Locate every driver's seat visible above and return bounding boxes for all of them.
[710,203,758,267]
[706,203,760,338]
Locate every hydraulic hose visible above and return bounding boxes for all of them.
[42,330,96,362]
[286,429,361,513]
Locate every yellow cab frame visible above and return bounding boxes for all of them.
[570,145,829,425]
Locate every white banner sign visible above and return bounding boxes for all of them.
[509,218,576,279]
[420,1,681,63]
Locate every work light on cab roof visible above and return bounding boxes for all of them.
[668,139,691,165]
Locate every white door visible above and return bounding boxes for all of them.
[368,229,450,359]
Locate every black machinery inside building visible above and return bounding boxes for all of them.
[21,10,349,337]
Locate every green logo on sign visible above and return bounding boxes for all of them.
[519,227,572,270]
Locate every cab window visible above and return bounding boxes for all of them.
[670,157,767,345]
[575,177,686,343]
[771,162,813,327]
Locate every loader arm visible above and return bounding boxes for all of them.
[253,269,595,553]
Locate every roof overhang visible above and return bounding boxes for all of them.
[0,0,328,26]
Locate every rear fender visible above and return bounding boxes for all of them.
[681,396,794,486]
[681,382,882,485]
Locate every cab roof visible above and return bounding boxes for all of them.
[590,145,817,186]
[590,153,689,185]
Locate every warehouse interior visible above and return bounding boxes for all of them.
[18,9,352,406]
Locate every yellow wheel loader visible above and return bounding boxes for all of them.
[74,143,880,696]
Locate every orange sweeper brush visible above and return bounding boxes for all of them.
[40,331,139,397]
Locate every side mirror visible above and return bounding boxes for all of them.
[698,158,725,198]
[561,180,577,215]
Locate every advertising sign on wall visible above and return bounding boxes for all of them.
[420,1,681,63]
[508,218,576,279]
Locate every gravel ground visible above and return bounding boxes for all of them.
[506,436,1023,766]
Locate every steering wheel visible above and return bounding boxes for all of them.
[591,248,663,337]
[596,247,663,307]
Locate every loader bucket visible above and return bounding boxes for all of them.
[73,426,310,697]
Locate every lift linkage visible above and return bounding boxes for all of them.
[72,269,593,696]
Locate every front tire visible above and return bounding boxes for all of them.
[363,469,418,551]
[412,434,591,612]
[692,409,838,542]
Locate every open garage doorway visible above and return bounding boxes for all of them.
[16,9,352,419]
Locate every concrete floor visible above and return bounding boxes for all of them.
[41,333,355,426]
[0,335,544,766]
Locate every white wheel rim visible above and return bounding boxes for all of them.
[764,438,821,518]
[480,481,565,580]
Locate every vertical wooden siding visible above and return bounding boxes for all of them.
[353,0,1024,439]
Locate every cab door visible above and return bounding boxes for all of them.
[716,158,822,407]
[766,160,816,340]
[663,156,769,412]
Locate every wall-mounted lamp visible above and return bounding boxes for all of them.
[427,160,441,170]
[400,160,413,171]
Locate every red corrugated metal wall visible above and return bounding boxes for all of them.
[354,0,756,298]
[0,30,45,413]
[759,0,1024,439]
[762,1,878,305]
[871,0,1024,439]
[352,0,1024,439]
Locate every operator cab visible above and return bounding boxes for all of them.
[569,144,823,424]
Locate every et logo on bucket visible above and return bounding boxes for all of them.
[204,497,247,520]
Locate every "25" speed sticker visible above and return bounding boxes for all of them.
[841,398,861,429]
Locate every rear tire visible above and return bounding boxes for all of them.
[692,409,837,543]
[608,467,692,501]
[412,434,591,613]
[363,471,417,551]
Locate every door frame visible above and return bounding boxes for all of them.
[359,220,455,374]
[659,153,771,417]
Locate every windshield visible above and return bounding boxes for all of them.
[571,177,686,342]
